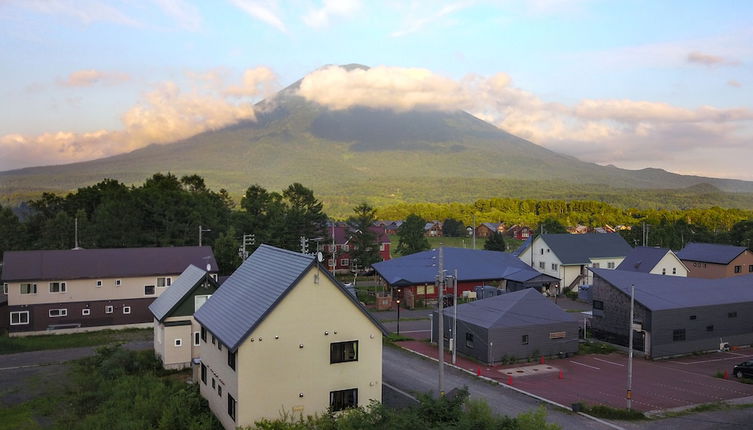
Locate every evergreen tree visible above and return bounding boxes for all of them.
[397,214,430,256]
[484,231,507,252]
[442,218,466,237]
[348,203,381,270]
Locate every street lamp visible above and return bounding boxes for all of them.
[396,288,402,335]
[199,225,211,247]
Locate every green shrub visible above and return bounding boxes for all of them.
[584,405,646,420]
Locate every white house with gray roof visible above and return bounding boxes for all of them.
[517,233,632,291]
[148,265,218,370]
[194,244,387,430]
[616,247,688,277]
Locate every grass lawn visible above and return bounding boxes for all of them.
[388,234,523,257]
[0,328,152,355]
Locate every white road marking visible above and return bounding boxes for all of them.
[593,357,625,367]
[383,381,418,401]
[397,329,430,334]
[569,360,600,370]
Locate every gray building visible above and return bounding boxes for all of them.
[591,268,753,358]
[432,288,579,364]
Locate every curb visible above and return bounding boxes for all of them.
[400,346,625,430]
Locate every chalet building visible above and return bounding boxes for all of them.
[507,225,532,241]
[591,268,753,358]
[517,233,632,291]
[372,247,559,306]
[476,223,506,238]
[149,265,218,369]
[424,221,443,237]
[433,289,579,363]
[2,246,217,335]
[616,247,688,277]
[323,224,391,273]
[194,245,386,430]
[676,242,753,279]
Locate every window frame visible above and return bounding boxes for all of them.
[96,280,102,287]
[115,279,122,287]
[174,338,182,347]
[672,329,686,342]
[2,283,7,295]
[340,258,350,267]
[465,332,474,349]
[227,394,236,421]
[105,305,114,314]
[49,308,68,318]
[20,283,37,295]
[200,364,207,384]
[201,327,207,342]
[228,349,236,370]
[10,311,29,325]
[157,277,172,288]
[194,331,200,346]
[144,285,156,296]
[123,306,131,315]
[82,308,91,316]
[329,388,358,412]
[521,334,529,345]
[734,265,742,273]
[330,340,359,364]
[49,281,67,294]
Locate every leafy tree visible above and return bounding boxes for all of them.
[729,220,753,248]
[442,218,466,237]
[213,227,242,275]
[280,183,327,251]
[397,214,430,256]
[348,203,381,270]
[0,204,25,255]
[484,231,506,252]
[538,217,568,234]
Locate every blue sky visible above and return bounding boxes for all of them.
[1,0,752,180]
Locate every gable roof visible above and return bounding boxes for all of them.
[676,242,747,265]
[617,247,674,273]
[442,288,575,328]
[540,233,632,265]
[1,246,218,282]
[148,265,216,322]
[480,222,501,231]
[592,268,753,311]
[511,236,532,257]
[329,225,389,245]
[194,244,386,351]
[372,247,558,286]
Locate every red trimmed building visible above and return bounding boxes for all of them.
[323,224,391,273]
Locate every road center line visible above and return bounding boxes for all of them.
[569,360,600,370]
[593,357,625,367]
[383,381,418,402]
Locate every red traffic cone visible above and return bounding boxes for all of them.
[477,367,481,376]
[558,370,564,379]
[507,375,513,385]
[540,356,545,364]
[723,370,729,379]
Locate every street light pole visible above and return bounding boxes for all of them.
[453,269,458,365]
[627,284,635,410]
[396,288,401,335]
[437,246,445,397]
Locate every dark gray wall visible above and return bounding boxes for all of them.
[591,276,652,348]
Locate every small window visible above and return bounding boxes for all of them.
[593,300,604,310]
[96,280,102,287]
[330,341,358,363]
[662,268,666,275]
[341,245,349,252]
[540,249,544,255]
[20,283,37,294]
[465,332,474,349]
[538,261,545,269]
[729,312,738,318]
[175,338,182,347]
[593,263,600,268]
[10,311,29,325]
[157,277,172,287]
[227,394,236,421]
[194,332,200,346]
[123,306,131,314]
[49,281,67,293]
[341,258,349,266]
[211,335,216,345]
[551,263,558,271]
[522,334,529,345]
[607,262,615,269]
[218,385,222,397]
[82,308,91,316]
[689,315,697,320]
[49,308,67,317]
[673,329,686,342]
[115,279,121,287]
[195,295,210,312]
[749,265,753,273]
[201,327,207,342]
[218,341,222,351]
[2,283,7,295]
[734,265,742,273]
[105,305,114,314]
[201,364,207,384]
[706,325,714,332]
[330,388,358,412]
[144,285,155,296]
[672,268,677,275]
[212,378,216,389]
[228,350,236,370]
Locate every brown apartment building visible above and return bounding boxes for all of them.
[2,247,217,335]
[676,242,753,279]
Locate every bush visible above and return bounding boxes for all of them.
[578,341,617,355]
[584,405,646,420]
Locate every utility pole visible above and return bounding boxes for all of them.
[452,268,458,365]
[74,217,80,249]
[239,234,255,260]
[472,215,476,250]
[627,284,635,410]
[300,236,309,254]
[437,246,445,397]
[199,225,211,247]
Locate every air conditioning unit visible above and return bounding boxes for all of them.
[720,341,730,352]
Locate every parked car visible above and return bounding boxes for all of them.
[733,360,753,379]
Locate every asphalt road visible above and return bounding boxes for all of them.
[382,344,615,430]
[0,340,153,370]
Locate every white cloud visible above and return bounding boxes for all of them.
[223,67,278,97]
[302,0,361,28]
[153,0,203,30]
[228,0,287,32]
[687,51,740,67]
[390,1,474,37]
[59,69,131,87]
[9,0,140,26]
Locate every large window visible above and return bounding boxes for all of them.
[465,333,474,348]
[521,334,529,345]
[157,277,172,287]
[330,388,358,412]
[144,285,155,296]
[227,394,237,421]
[10,311,29,325]
[20,283,37,295]
[49,282,67,293]
[672,329,686,342]
[330,341,358,363]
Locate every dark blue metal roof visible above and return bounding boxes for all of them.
[148,265,214,322]
[616,247,672,273]
[676,242,747,265]
[511,236,532,257]
[194,244,386,351]
[592,268,753,311]
[540,233,632,265]
[372,247,557,286]
[441,288,576,328]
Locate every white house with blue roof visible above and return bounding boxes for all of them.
[194,244,387,430]
[616,246,688,277]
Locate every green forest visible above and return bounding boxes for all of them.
[2,173,753,275]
